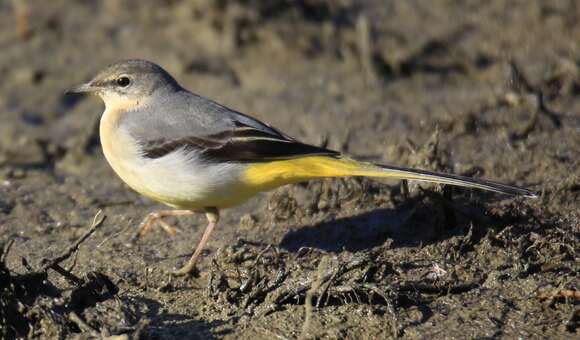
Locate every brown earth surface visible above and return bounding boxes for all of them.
[0,1,578,339]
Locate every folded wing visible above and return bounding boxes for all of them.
[140,120,339,162]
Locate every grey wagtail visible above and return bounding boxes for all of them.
[67,59,536,276]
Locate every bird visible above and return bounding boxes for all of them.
[67,59,537,276]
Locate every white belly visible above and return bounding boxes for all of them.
[99,109,249,209]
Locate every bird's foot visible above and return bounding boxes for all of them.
[172,208,219,277]
[132,210,194,241]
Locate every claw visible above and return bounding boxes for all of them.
[132,210,194,242]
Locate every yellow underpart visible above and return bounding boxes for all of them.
[243,156,382,192]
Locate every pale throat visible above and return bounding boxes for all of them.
[97,92,157,202]
[98,93,146,164]
[101,92,143,113]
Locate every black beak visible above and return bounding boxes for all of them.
[65,82,96,94]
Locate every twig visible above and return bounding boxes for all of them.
[65,250,79,272]
[300,257,331,339]
[39,210,106,286]
[317,264,341,308]
[49,263,84,286]
[363,283,399,337]
[1,239,15,264]
[41,210,106,271]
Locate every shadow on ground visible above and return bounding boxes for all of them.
[280,190,529,253]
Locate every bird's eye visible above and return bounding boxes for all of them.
[116,76,131,87]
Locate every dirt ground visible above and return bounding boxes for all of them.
[0,1,578,339]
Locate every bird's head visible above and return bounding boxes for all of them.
[67,59,180,110]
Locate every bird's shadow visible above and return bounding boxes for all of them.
[279,191,526,253]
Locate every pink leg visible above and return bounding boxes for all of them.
[173,208,220,276]
[135,210,194,239]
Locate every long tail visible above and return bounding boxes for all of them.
[360,162,537,197]
[243,156,537,198]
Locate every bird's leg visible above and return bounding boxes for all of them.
[135,210,194,239]
[173,208,219,276]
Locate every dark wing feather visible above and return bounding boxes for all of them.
[141,121,339,162]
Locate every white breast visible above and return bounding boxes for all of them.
[99,108,249,209]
